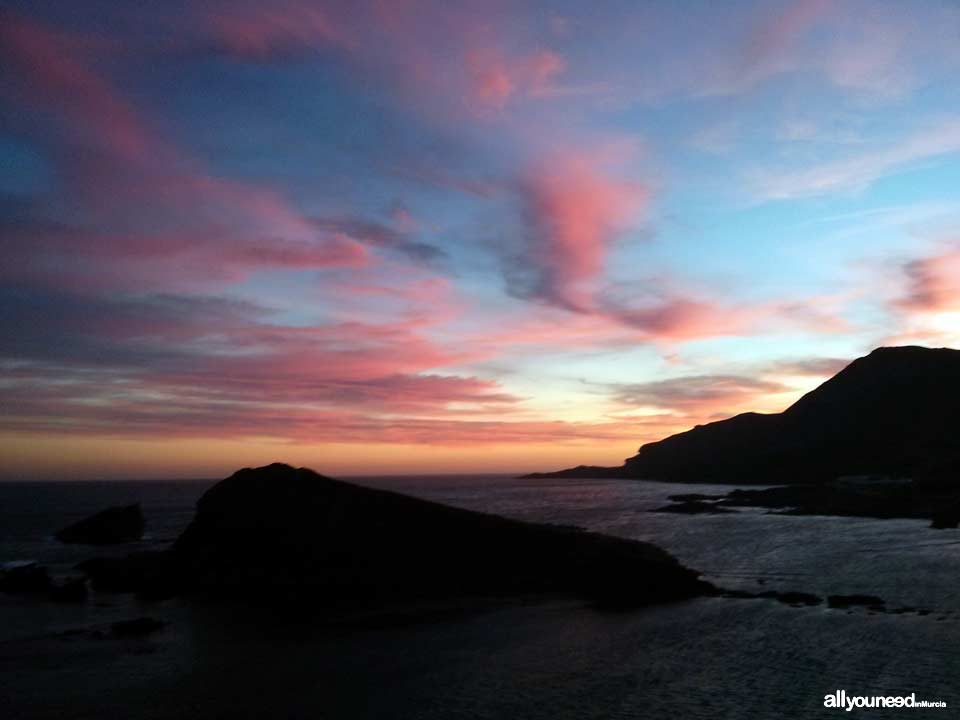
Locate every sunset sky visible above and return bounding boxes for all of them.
[3,0,960,479]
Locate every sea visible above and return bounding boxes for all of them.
[1,474,958,719]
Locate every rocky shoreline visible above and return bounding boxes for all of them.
[651,482,960,528]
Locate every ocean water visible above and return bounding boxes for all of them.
[1,475,958,719]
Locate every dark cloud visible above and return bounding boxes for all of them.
[0,286,273,367]
[611,374,788,411]
[766,356,850,377]
[0,284,521,440]
[311,216,448,266]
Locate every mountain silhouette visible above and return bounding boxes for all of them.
[528,346,960,484]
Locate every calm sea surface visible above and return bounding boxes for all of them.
[1,475,958,718]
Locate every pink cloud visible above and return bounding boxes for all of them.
[0,3,887,463]
[527,50,566,93]
[611,374,790,418]
[2,225,369,293]
[0,2,495,446]
[0,285,588,446]
[876,243,960,345]
[466,48,567,111]
[742,0,832,73]
[0,14,151,162]
[467,49,516,110]
[194,1,571,118]
[379,10,569,116]
[605,293,848,343]
[208,0,347,58]
[514,144,648,311]
[463,286,848,354]
[896,248,960,313]
[0,280,520,443]
[0,360,655,447]
[0,14,376,291]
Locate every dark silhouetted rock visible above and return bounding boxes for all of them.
[720,589,760,599]
[75,551,176,599]
[827,594,884,609]
[110,617,166,637]
[721,589,823,606]
[648,482,958,523]
[766,591,822,606]
[49,577,87,603]
[0,564,51,593]
[56,504,144,545]
[529,347,960,485]
[652,501,736,515]
[172,463,713,609]
[930,500,960,529]
[523,465,625,479]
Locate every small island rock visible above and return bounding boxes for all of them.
[56,504,145,545]
[172,463,714,609]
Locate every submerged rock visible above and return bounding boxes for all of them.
[172,463,714,609]
[769,591,822,607]
[75,551,175,599]
[49,577,88,604]
[0,564,51,593]
[56,504,145,545]
[652,501,736,515]
[110,617,166,637]
[930,500,960,529]
[652,481,960,524]
[827,594,884,609]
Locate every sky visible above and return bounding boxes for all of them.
[2,0,960,479]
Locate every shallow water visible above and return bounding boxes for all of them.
[1,475,958,718]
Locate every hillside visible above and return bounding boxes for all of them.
[528,346,960,485]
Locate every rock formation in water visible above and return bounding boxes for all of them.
[56,504,145,544]
[0,564,51,593]
[169,463,713,608]
[528,346,960,485]
[76,551,175,598]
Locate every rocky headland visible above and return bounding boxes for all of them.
[527,346,960,527]
[55,503,145,545]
